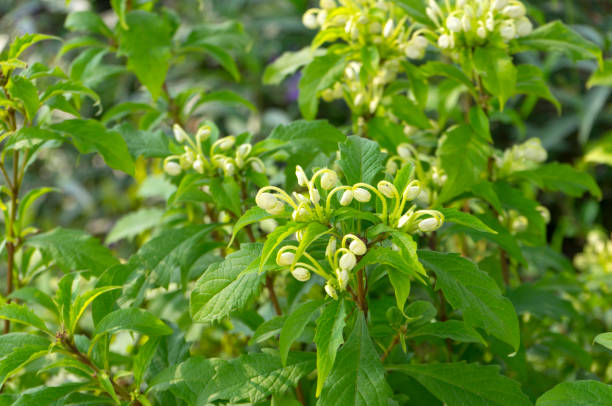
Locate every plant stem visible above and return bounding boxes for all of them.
[380,332,401,362]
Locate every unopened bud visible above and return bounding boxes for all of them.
[339,252,357,270]
[503,5,525,18]
[326,237,337,257]
[164,161,181,176]
[353,188,371,203]
[218,136,235,151]
[196,125,212,141]
[516,17,533,36]
[236,143,251,159]
[320,171,338,190]
[193,158,205,174]
[277,252,295,266]
[256,192,279,211]
[325,282,338,299]
[303,10,318,29]
[310,188,320,204]
[403,182,421,201]
[173,124,188,143]
[397,214,410,229]
[418,217,441,232]
[377,181,397,199]
[251,160,265,173]
[336,268,349,290]
[446,16,462,32]
[296,165,309,186]
[438,34,452,49]
[383,19,394,37]
[340,190,354,206]
[292,267,311,282]
[349,239,367,256]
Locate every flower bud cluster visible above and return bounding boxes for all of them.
[306,1,428,116]
[574,230,612,275]
[496,137,547,176]
[163,124,265,178]
[426,0,532,55]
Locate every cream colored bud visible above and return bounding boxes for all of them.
[503,5,525,18]
[397,144,411,160]
[369,21,382,34]
[224,161,235,176]
[418,217,441,232]
[310,188,321,204]
[446,16,462,32]
[256,192,278,211]
[316,9,328,26]
[426,7,440,25]
[218,136,235,151]
[320,0,335,9]
[322,88,335,102]
[303,10,318,29]
[353,188,371,203]
[325,283,338,299]
[354,94,364,107]
[477,24,487,38]
[292,206,310,222]
[340,189,354,206]
[349,239,367,256]
[339,252,357,270]
[193,158,205,174]
[383,19,394,37]
[516,17,532,36]
[492,0,508,10]
[403,183,421,201]
[268,201,285,215]
[405,43,423,59]
[277,252,295,266]
[438,34,452,49]
[486,14,495,31]
[196,125,212,141]
[260,218,278,233]
[500,21,516,40]
[377,181,396,199]
[386,160,398,175]
[181,149,194,168]
[295,165,309,186]
[537,205,550,224]
[397,214,410,229]
[251,160,265,173]
[512,216,528,233]
[164,161,181,176]
[320,171,338,190]
[462,15,471,31]
[236,143,252,159]
[336,268,349,290]
[173,124,188,143]
[413,35,428,49]
[326,237,337,257]
[292,267,311,282]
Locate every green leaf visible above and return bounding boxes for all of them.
[0,333,49,357]
[4,127,64,152]
[197,90,255,111]
[518,21,603,64]
[191,243,267,323]
[421,61,478,96]
[407,320,485,344]
[105,208,164,244]
[8,33,58,59]
[9,287,58,316]
[269,119,346,156]
[594,333,612,351]
[438,208,497,234]
[473,47,517,109]
[11,383,84,406]
[260,222,308,269]
[418,250,520,351]
[390,362,531,406]
[133,337,160,386]
[438,124,489,203]
[0,345,51,388]
[51,119,134,175]
[536,381,612,406]
[117,10,175,100]
[314,298,346,396]
[338,135,386,186]
[115,123,171,159]
[588,59,612,88]
[319,313,392,405]
[264,47,324,85]
[391,0,434,26]
[516,65,561,113]
[101,102,155,124]
[148,357,217,404]
[0,304,50,333]
[229,206,286,247]
[209,177,241,217]
[40,81,101,107]
[65,11,113,37]
[17,187,57,232]
[390,95,431,129]
[70,286,121,333]
[7,76,39,122]
[94,308,172,337]
[511,162,601,199]
[27,228,118,276]
[206,352,315,403]
[298,53,345,120]
[279,300,323,365]
[250,315,286,344]
[189,43,240,81]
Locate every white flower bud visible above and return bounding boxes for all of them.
[511,216,528,233]
[503,5,525,18]
[196,125,211,141]
[383,19,394,37]
[369,98,379,114]
[492,0,508,10]
[446,16,462,32]
[321,88,335,102]
[251,160,265,173]
[354,94,364,107]
[462,14,471,31]
[386,160,398,175]
[236,143,251,159]
[336,268,349,290]
[537,205,550,224]
[164,161,181,176]
[413,35,428,49]
[296,165,309,186]
[438,34,452,49]
[377,181,396,199]
[340,190,354,206]
[326,237,337,258]
[397,144,411,160]
[292,206,310,222]
[193,157,205,174]
[516,17,532,36]
[477,24,487,38]
[426,7,440,25]
[181,149,195,168]
[405,43,423,59]
[353,188,371,203]
[500,21,516,40]
[403,183,421,201]
[325,283,338,299]
[349,239,367,256]
[486,14,495,31]
[268,201,285,215]
[418,217,441,232]
[260,218,277,233]
[417,189,430,205]
[292,267,311,282]
[320,171,338,190]
[218,136,235,151]
[320,0,335,9]
[224,161,235,176]
[277,252,295,266]
[173,124,188,143]
[339,252,356,270]
[316,9,328,26]
[397,214,410,229]
[310,188,320,204]
[303,10,318,29]
[256,192,279,210]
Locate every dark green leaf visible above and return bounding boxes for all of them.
[314,298,346,396]
[338,135,386,185]
[279,300,323,365]
[536,381,612,406]
[298,53,345,119]
[94,308,173,337]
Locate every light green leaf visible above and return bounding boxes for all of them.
[148,357,217,403]
[51,119,134,175]
[338,135,386,186]
[511,162,601,199]
[279,300,323,365]
[473,47,517,109]
[314,298,346,396]
[117,10,175,100]
[191,243,267,323]
[390,362,531,406]
[229,206,287,247]
[264,47,324,85]
[8,287,58,316]
[106,208,164,244]
[0,304,50,333]
[17,187,58,232]
[94,308,172,337]
[516,65,561,113]
[407,320,485,344]
[594,332,612,351]
[0,345,51,388]
[536,381,612,406]
[438,208,497,234]
[0,333,49,357]
[11,383,84,406]
[7,76,39,122]
[65,11,113,37]
[319,313,392,405]
[260,222,308,270]
[298,53,345,120]
[115,123,171,159]
[269,119,346,157]
[40,81,101,107]
[419,250,520,351]
[26,228,118,276]
[421,61,477,96]
[588,59,612,88]
[70,286,121,333]
[197,90,255,111]
[8,34,59,59]
[518,21,603,64]
[187,43,240,81]
[390,95,431,129]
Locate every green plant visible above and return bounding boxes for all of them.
[0,0,610,405]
